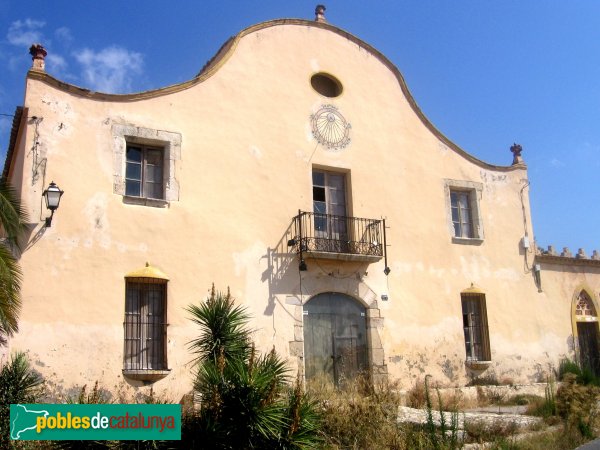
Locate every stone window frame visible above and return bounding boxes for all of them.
[444,179,484,244]
[575,290,597,318]
[112,124,181,208]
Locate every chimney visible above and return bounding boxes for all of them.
[29,43,47,72]
[315,4,326,23]
[510,143,523,165]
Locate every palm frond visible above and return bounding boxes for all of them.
[0,244,22,340]
[0,180,29,249]
[186,289,250,363]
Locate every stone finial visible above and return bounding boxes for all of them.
[29,43,47,71]
[315,4,326,22]
[561,247,572,258]
[547,245,557,256]
[576,248,588,259]
[510,143,523,165]
[592,250,600,261]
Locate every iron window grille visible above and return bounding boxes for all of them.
[461,293,491,362]
[124,279,168,371]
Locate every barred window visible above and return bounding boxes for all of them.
[124,279,167,371]
[461,293,491,362]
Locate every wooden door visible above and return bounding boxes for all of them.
[303,293,367,386]
[577,322,600,377]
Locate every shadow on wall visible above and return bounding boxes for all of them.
[262,220,297,317]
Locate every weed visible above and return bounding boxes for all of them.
[558,357,600,386]
[423,376,461,450]
[556,373,600,438]
[408,378,427,408]
[464,420,518,444]
[506,394,542,406]
[467,373,499,387]
[311,375,403,449]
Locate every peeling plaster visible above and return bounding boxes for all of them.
[40,95,75,118]
[389,316,463,346]
[232,242,267,278]
[438,142,449,155]
[492,332,565,360]
[248,145,263,159]
[82,192,111,249]
[55,236,80,260]
[459,254,491,280]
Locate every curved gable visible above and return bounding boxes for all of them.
[25,18,519,171]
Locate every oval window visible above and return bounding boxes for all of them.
[310,73,343,98]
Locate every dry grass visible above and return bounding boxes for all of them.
[407,379,473,410]
[308,375,408,449]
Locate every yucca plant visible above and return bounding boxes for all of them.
[184,286,321,449]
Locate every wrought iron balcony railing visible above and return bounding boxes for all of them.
[288,211,388,264]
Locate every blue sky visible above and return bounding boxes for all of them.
[0,1,598,255]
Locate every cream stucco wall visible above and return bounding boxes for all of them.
[6,19,600,400]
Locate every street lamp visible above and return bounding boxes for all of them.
[42,181,64,227]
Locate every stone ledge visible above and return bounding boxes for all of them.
[122,196,169,208]
[397,406,542,430]
[122,369,170,382]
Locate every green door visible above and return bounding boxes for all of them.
[303,293,367,386]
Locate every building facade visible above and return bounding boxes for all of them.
[4,11,600,401]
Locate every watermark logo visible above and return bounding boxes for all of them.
[10,404,181,440]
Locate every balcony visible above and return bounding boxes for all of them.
[288,211,386,263]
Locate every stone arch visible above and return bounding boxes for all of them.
[286,277,387,384]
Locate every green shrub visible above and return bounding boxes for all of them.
[0,352,44,449]
[558,357,600,386]
[509,394,542,406]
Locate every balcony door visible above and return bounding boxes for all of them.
[312,170,348,249]
[303,292,368,386]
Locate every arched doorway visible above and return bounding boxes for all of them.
[574,290,600,377]
[303,292,368,386]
